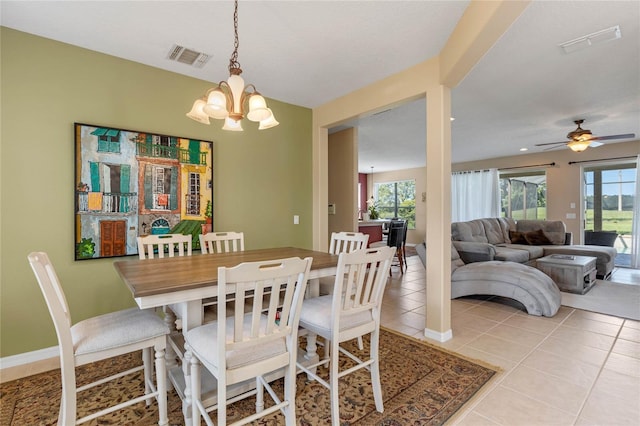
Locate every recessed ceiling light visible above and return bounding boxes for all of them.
[450,117,455,121]
[520,148,528,152]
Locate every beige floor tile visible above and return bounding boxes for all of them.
[399,280,426,291]
[604,352,640,377]
[502,314,561,335]
[382,320,421,337]
[578,369,640,425]
[473,385,576,425]
[551,325,616,351]
[562,315,623,337]
[452,312,500,333]
[451,300,479,316]
[538,305,574,323]
[466,334,533,362]
[453,411,501,425]
[536,336,609,367]
[624,318,640,330]
[619,325,640,343]
[455,346,518,372]
[522,349,600,388]
[430,326,485,352]
[401,290,427,303]
[501,365,590,415]
[612,338,640,359]
[567,309,625,326]
[395,310,425,329]
[465,304,518,323]
[485,324,548,348]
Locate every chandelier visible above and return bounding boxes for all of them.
[186,0,279,131]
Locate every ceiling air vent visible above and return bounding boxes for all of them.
[167,44,212,68]
[559,25,622,54]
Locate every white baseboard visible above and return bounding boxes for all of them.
[424,328,453,342]
[0,346,60,383]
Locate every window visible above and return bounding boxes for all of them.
[500,171,546,220]
[374,180,415,228]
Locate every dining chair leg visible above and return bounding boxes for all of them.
[329,340,341,426]
[189,354,201,426]
[370,330,384,413]
[155,345,169,426]
[143,347,153,404]
[256,377,265,413]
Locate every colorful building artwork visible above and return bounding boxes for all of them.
[74,123,213,259]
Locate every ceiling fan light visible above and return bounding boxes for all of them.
[186,99,210,124]
[568,140,591,152]
[258,109,279,129]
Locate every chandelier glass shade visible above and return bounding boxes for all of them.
[186,0,278,131]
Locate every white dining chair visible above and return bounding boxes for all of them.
[186,256,312,426]
[199,231,245,315]
[199,231,245,254]
[137,233,192,259]
[319,231,369,295]
[296,246,395,426]
[27,252,170,426]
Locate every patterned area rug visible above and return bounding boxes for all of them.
[0,328,496,425]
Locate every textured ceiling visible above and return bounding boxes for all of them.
[2,0,639,172]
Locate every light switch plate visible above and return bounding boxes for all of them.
[566,213,576,219]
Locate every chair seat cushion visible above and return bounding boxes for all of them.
[186,314,286,370]
[71,308,168,356]
[299,295,373,337]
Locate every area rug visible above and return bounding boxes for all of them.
[561,280,640,320]
[0,328,497,425]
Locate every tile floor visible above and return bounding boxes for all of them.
[382,255,640,426]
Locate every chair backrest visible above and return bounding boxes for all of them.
[386,220,406,249]
[331,246,395,336]
[217,257,312,371]
[328,231,369,255]
[28,252,76,389]
[137,234,192,259]
[199,231,245,254]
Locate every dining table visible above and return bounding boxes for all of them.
[113,246,339,423]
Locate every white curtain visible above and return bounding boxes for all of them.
[631,155,640,268]
[451,169,500,222]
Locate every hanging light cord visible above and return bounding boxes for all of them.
[228,0,242,75]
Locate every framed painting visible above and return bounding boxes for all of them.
[74,123,213,260]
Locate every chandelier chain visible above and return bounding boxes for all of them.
[228,0,242,75]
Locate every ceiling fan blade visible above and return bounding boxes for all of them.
[543,145,566,151]
[589,133,636,141]
[589,141,604,147]
[535,141,569,147]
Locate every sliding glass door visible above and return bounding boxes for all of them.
[583,161,637,267]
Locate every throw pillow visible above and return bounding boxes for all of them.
[524,229,552,245]
[509,230,528,245]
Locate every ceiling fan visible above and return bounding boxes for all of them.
[535,119,636,152]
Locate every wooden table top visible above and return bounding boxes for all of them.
[114,247,339,298]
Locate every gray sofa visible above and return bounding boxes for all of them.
[415,242,561,316]
[451,217,616,279]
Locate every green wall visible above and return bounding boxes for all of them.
[0,28,313,357]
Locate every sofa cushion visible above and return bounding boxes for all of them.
[499,243,545,260]
[451,244,465,273]
[523,229,553,245]
[494,247,530,263]
[451,220,488,243]
[479,218,510,245]
[516,220,566,245]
